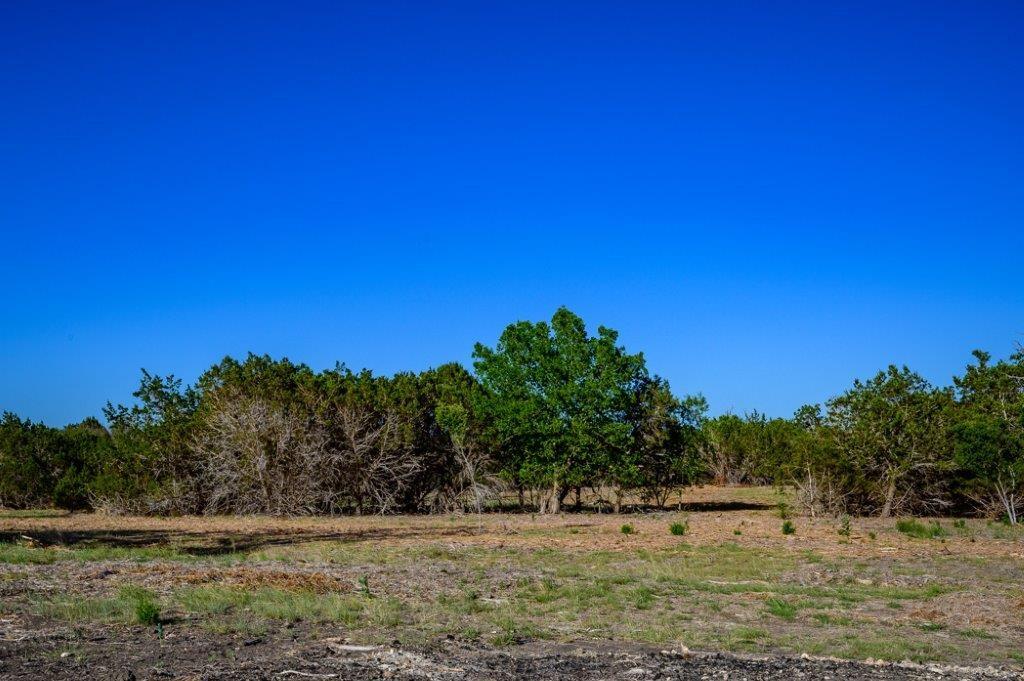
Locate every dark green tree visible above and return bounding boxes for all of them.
[102,370,200,513]
[626,378,707,509]
[952,349,1024,523]
[0,413,57,508]
[827,366,954,517]
[473,307,647,513]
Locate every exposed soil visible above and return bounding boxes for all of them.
[2,487,1022,678]
[2,627,1021,680]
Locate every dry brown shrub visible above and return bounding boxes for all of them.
[177,567,352,593]
[908,607,944,622]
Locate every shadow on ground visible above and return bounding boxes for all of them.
[0,499,770,556]
[0,525,478,556]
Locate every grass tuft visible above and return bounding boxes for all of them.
[119,586,161,625]
[764,597,798,620]
[896,519,946,539]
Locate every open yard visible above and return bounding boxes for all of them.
[1,486,1022,679]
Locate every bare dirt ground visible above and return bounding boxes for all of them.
[3,632,1022,680]
[2,487,1023,679]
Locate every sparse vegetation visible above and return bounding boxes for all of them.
[5,486,1021,668]
[34,584,161,626]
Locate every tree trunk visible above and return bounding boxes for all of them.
[880,475,897,518]
[613,488,622,514]
[547,480,561,514]
[996,479,1019,525]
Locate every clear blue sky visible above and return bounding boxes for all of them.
[2,1,1022,426]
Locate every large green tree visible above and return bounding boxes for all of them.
[102,370,201,513]
[826,365,954,517]
[473,307,647,512]
[0,413,114,511]
[952,349,1024,523]
[625,378,707,509]
[0,413,57,508]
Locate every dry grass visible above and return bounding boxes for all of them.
[2,486,1022,667]
[1,486,1019,560]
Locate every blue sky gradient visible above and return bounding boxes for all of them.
[2,1,1022,424]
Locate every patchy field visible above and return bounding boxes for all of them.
[1,486,1023,679]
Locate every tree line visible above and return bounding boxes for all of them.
[1,308,1021,522]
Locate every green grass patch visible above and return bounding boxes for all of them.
[813,612,853,626]
[630,586,656,610]
[0,509,68,518]
[727,626,771,649]
[177,586,364,625]
[895,519,946,540]
[436,589,492,615]
[32,584,161,626]
[764,597,798,620]
[956,627,996,640]
[0,541,228,565]
[836,635,949,663]
[488,611,550,646]
[119,585,160,625]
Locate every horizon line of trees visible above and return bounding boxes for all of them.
[2,307,1022,523]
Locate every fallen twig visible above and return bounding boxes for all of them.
[325,642,378,653]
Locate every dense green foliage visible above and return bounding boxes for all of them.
[472,308,702,512]
[1,308,1021,520]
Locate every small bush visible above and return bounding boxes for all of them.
[733,529,742,536]
[837,515,851,538]
[776,501,792,520]
[895,518,946,539]
[53,473,91,511]
[620,524,634,535]
[781,520,796,535]
[669,521,688,536]
[119,586,160,626]
[952,518,966,529]
[134,599,160,626]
